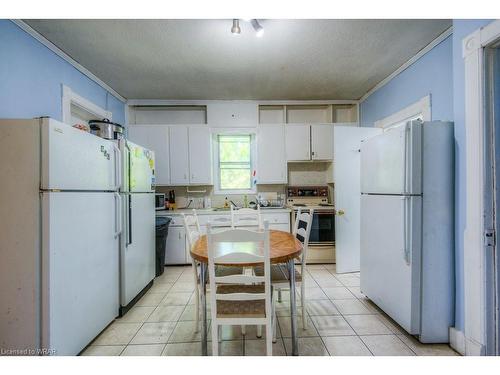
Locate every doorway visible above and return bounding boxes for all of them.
[484,41,500,356]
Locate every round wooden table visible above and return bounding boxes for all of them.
[192,230,303,356]
[191,229,303,265]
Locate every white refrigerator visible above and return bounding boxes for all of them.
[360,120,454,343]
[0,118,121,355]
[118,139,155,314]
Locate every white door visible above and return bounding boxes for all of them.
[257,125,287,183]
[121,193,155,306]
[169,127,190,185]
[360,194,422,334]
[285,125,310,161]
[188,126,212,184]
[128,125,170,185]
[360,121,422,195]
[334,126,382,273]
[41,192,119,355]
[311,124,334,160]
[165,227,187,265]
[41,119,118,191]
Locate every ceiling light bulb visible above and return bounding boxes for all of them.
[231,19,241,35]
[251,19,264,37]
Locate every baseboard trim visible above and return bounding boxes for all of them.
[449,327,466,355]
[449,327,486,355]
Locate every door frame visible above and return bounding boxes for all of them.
[462,19,500,356]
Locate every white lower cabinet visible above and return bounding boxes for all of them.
[165,226,186,265]
[261,212,290,232]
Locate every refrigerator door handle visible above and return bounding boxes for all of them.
[127,195,133,245]
[113,144,122,191]
[114,192,122,238]
[402,123,409,194]
[402,196,410,265]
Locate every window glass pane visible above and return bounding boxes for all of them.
[219,135,251,163]
[220,169,251,190]
[217,134,252,190]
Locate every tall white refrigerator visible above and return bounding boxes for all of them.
[118,139,155,314]
[0,118,121,355]
[360,120,454,343]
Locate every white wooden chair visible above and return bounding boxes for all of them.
[182,210,203,332]
[230,205,263,230]
[183,210,244,333]
[207,221,275,356]
[255,208,313,336]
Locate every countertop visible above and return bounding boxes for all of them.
[156,207,291,216]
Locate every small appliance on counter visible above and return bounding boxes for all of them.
[155,193,166,210]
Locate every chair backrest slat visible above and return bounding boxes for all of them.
[183,209,202,250]
[231,206,263,230]
[292,208,314,262]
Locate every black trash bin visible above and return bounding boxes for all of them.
[155,216,172,277]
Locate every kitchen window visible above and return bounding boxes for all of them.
[213,133,256,194]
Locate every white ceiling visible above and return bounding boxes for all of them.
[25,19,452,100]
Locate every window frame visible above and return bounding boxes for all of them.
[374,95,431,130]
[212,130,257,195]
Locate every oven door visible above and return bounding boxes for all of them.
[309,210,335,245]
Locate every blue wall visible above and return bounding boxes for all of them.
[0,20,125,125]
[360,35,454,126]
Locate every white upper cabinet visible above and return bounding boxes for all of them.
[169,126,212,186]
[311,124,334,160]
[285,124,334,161]
[169,126,190,185]
[257,125,287,184]
[188,126,212,185]
[128,125,170,185]
[285,125,310,161]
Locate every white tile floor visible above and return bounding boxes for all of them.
[82,264,459,356]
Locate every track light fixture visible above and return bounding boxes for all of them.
[231,19,241,35]
[250,19,264,37]
[230,19,264,37]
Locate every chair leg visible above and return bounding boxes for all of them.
[218,325,222,343]
[265,323,273,356]
[272,297,277,343]
[256,325,262,338]
[211,323,219,356]
[301,282,307,330]
[194,285,200,333]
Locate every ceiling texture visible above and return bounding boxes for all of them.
[25,19,452,100]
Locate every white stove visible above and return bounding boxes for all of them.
[286,186,336,264]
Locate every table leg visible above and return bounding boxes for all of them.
[200,262,208,356]
[288,259,298,356]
